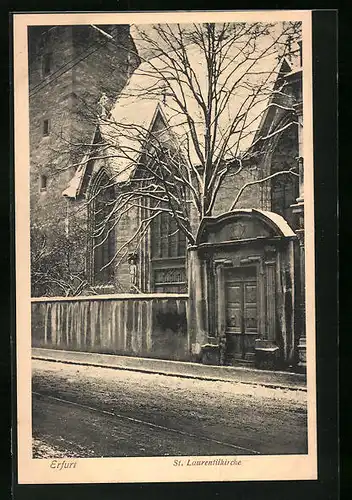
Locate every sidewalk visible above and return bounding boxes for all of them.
[32,347,307,391]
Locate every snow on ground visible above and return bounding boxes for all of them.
[32,358,308,457]
[33,436,98,459]
[32,359,307,404]
[32,438,72,458]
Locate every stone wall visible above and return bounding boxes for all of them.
[212,167,262,215]
[31,294,189,361]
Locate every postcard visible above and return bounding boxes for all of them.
[14,10,317,484]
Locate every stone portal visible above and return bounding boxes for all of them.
[194,209,299,368]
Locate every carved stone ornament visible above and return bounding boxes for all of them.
[98,92,110,118]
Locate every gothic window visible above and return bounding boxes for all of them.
[151,211,186,259]
[271,123,299,229]
[271,169,298,221]
[91,172,115,286]
[151,211,187,293]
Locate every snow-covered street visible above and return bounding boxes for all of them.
[32,359,307,458]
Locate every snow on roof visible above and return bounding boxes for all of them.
[62,163,86,199]
[130,24,184,61]
[196,208,296,243]
[98,29,289,181]
[256,209,296,237]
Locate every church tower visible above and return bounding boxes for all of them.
[28,24,140,296]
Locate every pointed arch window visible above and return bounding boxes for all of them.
[151,211,187,259]
[136,143,188,293]
[91,172,116,286]
[270,122,299,229]
[151,210,187,293]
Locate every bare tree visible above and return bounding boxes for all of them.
[32,22,302,292]
[30,205,97,297]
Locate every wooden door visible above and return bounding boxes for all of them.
[225,267,258,363]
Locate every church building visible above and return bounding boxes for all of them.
[30,24,306,371]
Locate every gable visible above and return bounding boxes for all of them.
[197,209,296,245]
[207,217,274,244]
[147,106,178,150]
[134,106,181,177]
[199,214,274,245]
[250,60,302,152]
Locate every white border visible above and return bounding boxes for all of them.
[14,10,317,484]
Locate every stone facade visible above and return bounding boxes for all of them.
[29,28,305,369]
[29,25,139,296]
[106,118,300,296]
[99,68,304,368]
[193,210,297,366]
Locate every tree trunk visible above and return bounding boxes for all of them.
[187,246,208,360]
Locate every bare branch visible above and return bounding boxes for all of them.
[230,168,299,211]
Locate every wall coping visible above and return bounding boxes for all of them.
[31,293,189,303]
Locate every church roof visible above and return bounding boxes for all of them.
[62,167,85,199]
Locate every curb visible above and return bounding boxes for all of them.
[32,351,307,392]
